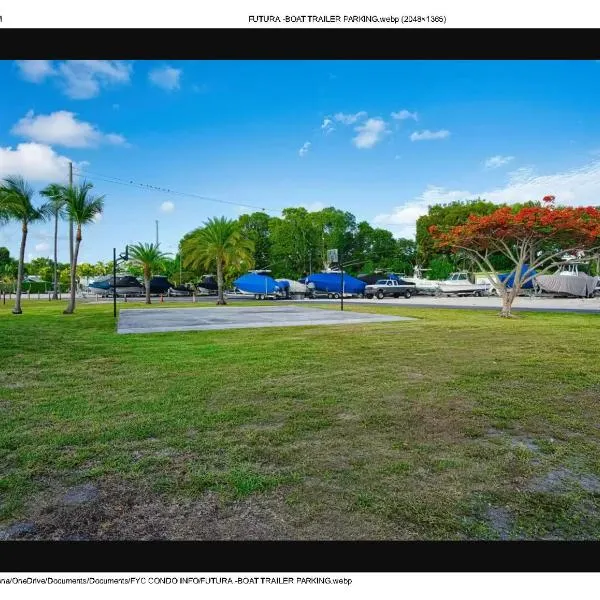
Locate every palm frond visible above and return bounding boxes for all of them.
[0,174,49,224]
[63,180,104,226]
[40,183,68,217]
[128,242,171,278]
[182,217,255,273]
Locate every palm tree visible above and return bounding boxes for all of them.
[128,242,170,304]
[62,181,104,314]
[40,183,66,300]
[0,176,50,314]
[182,217,254,305]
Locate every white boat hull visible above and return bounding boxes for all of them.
[276,279,308,294]
[437,283,490,295]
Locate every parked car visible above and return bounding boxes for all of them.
[364,278,416,299]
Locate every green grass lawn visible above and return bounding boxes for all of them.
[1,299,600,540]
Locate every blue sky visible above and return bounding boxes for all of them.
[1,59,600,264]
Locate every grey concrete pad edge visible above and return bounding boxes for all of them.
[118,315,412,335]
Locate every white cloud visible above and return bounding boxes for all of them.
[334,111,367,125]
[410,129,450,142]
[11,110,127,148]
[16,60,131,99]
[298,141,311,157]
[0,143,78,182]
[320,118,334,134]
[15,60,132,99]
[391,109,418,121]
[104,133,128,146]
[58,60,132,99]
[15,60,56,82]
[91,213,103,223]
[34,242,50,253]
[484,155,515,169]
[373,158,600,238]
[160,201,175,213]
[352,118,388,149]
[506,166,535,184]
[149,66,182,91]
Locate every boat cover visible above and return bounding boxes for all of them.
[149,276,173,293]
[535,273,599,297]
[115,276,144,288]
[198,275,218,291]
[234,273,279,294]
[498,264,536,289]
[305,272,366,294]
[358,273,380,285]
[88,276,111,290]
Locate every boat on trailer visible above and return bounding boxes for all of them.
[304,270,366,298]
[274,278,307,298]
[403,266,443,295]
[88,275,144,297]
[196,274,218,295]
[233,270,286,300]
[535,261,599,298]
[435,272,491,296]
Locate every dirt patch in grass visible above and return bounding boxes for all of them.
[484,506,514,540]
[0,475,395,541]
[528,468,600,494]
[0,476,297,540]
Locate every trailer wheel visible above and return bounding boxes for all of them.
[365,293,373,299]
[333,293,340,299]
[327,293,333,299]
[377,290,385,299]
[404,290,412,299]
[473,291,481,297]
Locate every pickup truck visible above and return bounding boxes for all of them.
[364,279,416,299]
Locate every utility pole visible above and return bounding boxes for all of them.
[113,248,117,319]
[155,220,159,246]
[113,245,129,319]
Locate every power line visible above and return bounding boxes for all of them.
[72,167,280,214]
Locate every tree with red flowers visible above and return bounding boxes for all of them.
[429,196,600,317]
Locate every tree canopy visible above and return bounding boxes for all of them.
[430,196,600,316]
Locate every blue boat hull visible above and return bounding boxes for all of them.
[305,272,366,295]
[234,273,279,295]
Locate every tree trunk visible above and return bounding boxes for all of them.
[499,289,517,318]
[12,222,27,315]
[145,275,151,304]
[216,259,226,305]
[52,210,59,300]
[64,227,81,314]
[69,218,74,275]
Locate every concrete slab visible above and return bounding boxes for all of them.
[117,305,413,334]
